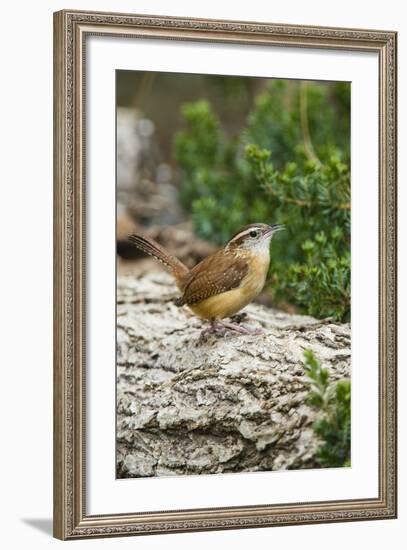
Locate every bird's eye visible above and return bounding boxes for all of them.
[249,230,258,238]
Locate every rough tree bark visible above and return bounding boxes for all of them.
[117,272,350,478]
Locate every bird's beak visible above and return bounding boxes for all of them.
[265,224,285,237]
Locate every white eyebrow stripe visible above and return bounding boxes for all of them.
[229,227,260,243]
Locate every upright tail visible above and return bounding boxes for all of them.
[128,233,189,288]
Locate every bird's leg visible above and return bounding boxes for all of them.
[199,319,262,340]
[219,320,262,335]
[199,319,227,339]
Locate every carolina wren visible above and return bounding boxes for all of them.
[129,223,284,335]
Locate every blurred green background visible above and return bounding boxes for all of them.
[116,70,350,322]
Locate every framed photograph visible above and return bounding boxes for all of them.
[53,9,397,540]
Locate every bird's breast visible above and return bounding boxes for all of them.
[188,251,270,320]
[241,251,270,296]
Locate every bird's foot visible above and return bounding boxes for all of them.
[220,320,262,335]
[198,320,228,340]
[199,319,262,340]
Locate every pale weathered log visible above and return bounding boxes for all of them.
[117,272,350,478]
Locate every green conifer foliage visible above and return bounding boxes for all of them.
[303,350,351,467]
[174,80,351,321]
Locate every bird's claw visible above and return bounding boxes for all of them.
[199,320,262,340]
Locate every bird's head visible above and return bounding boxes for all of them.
[226,223,285,253]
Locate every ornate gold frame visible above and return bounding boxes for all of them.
[53,9,397,540]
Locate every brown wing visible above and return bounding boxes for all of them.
[177,250,248,306]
